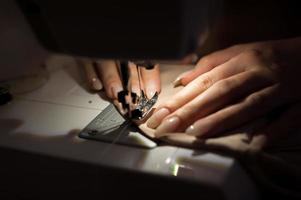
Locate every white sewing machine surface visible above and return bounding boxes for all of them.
[0,56,258,200]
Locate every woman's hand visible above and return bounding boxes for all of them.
[83,59,161,100]
[147,37,301,138]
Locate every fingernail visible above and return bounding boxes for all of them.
[173,70,193,88]
[185,125,198,135]
[111,85,123,99]
[145,83,158,99]
[155,116,181,137]
[185,121,207,137]
[172,77,182,88]
[147,90,157,99]
[91,78,103,90]
[147,107,170,129]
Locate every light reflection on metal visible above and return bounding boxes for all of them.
[117,61,158,121]
[170,163,179,176]
[131,92,158,120]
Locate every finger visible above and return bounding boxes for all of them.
[180,45,246,86]
[154,71,276,137]
[173,70,194,88]
[185,84,289,138]
[147,50,265,129]
[81,59,103,91]
[96,60,123,99]
[112,99,126,116]
[141,64,161,98]
[128,62,143,95]
[180,53,199,65]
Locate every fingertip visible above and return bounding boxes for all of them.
[90,78,103,91]
[154,115,181,137]
[141,65,161,98]
[153,64,160,72]
[185,124,208,138]
[96,60,123,99]
[173,77,182,88]
[145,84,160,99]
[110,84,123,99]
[105,90,114,99]
[173,70,194,87]
[144,73,161,99]
[185,125,196,135]
[181,70,200,86]
[146,90,157,99]
[180,53,199,65]
[147,107,170,129]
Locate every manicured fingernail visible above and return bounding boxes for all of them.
[147,90,157,99]
[91,78,103,90]
[173,70,193,88]
[147,107,170,129]
[145,83,158,99]
[173,77,182,88]
[155,116,181,137]
[185,125,198,135]
[185,121,207,137]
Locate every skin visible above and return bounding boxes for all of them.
[147,37,301,139]
[83,59,161,103]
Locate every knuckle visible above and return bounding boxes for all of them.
[247,93,266,106]
[230,44,245,51]
[238,49,269,69]
[195,75,214,90]
[199,56,212,66]
[178,105,196,119]
[216,79,235,92]
[241,49,263,62]
[210,80,236,100]
[254,43,275,56]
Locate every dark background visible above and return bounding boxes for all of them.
[202,0,301,54]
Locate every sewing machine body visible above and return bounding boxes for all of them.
[0,56,258,199]
[17,0,220,60]
[0,1,258,199]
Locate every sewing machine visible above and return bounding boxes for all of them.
[0,1,259,199]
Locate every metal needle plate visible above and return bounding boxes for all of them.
[78,104,157,148]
